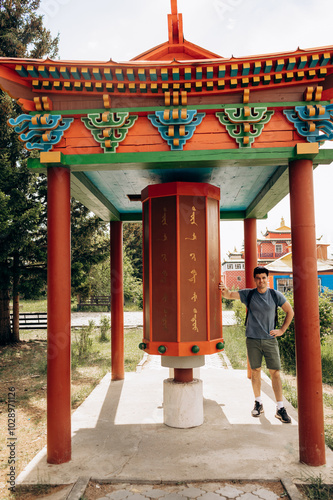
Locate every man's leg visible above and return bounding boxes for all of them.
[250,367,264,417]
[269,368,291,423]
[251,367,262,398]
[269,369,283,402]
[246,339,264,417]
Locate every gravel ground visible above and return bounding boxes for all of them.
[71,311,143,327]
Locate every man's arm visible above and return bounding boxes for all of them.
[218,280,240,300]
[270,300,294,337]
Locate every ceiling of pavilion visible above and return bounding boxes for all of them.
[66,147,295,222]
[85,164,279,214]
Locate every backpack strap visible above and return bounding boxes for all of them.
[269,288,279,329]
[244,288,279,328]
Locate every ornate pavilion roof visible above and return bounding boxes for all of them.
[0,44,332,106]
[1,0,333,222]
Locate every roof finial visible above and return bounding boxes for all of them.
[168,0,184,45]
[171,0,178,16]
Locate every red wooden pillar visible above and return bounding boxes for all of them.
[289,159,325,466]
[110,221,124,380]
[47,166,71,464]
[244,218,258,379]
[244,218,257,289]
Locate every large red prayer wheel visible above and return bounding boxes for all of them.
[140,182,223,357]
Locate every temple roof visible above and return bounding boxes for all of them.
[1,42,332,102]
[0,0,332,103]
[266,253,333,273]
[259,217,292,239]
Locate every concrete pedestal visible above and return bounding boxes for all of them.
[163,378,203,428]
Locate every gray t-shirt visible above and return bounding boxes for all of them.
[239,288,286,339]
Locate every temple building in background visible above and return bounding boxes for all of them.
[222,218,333,292]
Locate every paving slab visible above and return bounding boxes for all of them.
[80,481,292,500]
[17,355,333,491]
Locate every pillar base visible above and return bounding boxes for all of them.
[163,378,203,428]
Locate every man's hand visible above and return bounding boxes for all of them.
[270,329,284,337]
[218,279,240,300]
[218,278,226,293]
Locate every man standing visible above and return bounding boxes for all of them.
[219,266,294,423]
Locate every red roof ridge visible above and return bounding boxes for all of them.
[1,42,331,68]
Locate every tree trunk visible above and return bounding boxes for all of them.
[0,287,11,346]
[12,252,20,342]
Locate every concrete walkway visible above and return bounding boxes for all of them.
[17,349,332,499]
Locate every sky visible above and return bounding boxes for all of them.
[37,0,333,259]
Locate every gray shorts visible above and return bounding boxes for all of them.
[246,337,281,371]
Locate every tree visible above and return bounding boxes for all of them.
[0,1,59,59]
[83,222,144,309]
[123,222,143,281]
[71,200,110,298]
[86,249,143,309]
[0,0,59,345]
[277,290,333,372]
[0,94,47,344]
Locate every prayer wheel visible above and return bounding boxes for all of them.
[140,182,224,357]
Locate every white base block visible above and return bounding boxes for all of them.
[162,355,205,369]
[163,378,203,428]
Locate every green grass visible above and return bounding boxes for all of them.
[325,424,333,451]
[3,324,144,392]
[1,325,146,500]
[11,299,48,313]
[281,380,298,408]
[298,474,333,500]
[322,335,333,385]
[71,321,144,374]
[220,325,247,369]
[12,298,142,313]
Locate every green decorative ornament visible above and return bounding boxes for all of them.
[191,345,200,354]
[138,343,147,350]
[158,345,167,354]
[216,342,225,350]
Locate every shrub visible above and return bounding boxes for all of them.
[72,320,95,360]
[222,297,234,310]
[233,299,246,326]
[278,290,333,373]
[322,335,333,384]
[99,315,110,342]
[222,286,238,310]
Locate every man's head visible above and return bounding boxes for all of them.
[253,266,269,293]
[253,266,269,278]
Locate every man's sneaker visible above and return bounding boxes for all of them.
[251,401,264,417]
[275,407,291,423]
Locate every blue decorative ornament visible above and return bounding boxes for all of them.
[8,114,73,152]
[148,109,205,150]
[284,104,333,143]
